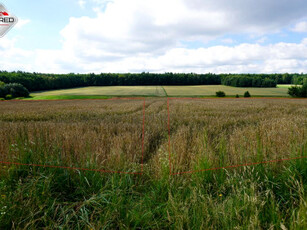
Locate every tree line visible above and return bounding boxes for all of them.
[0,71,306,92]
[221,75,277,87]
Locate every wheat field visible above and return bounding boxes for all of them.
[0,98,306,229]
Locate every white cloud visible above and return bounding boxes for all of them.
[78,0,86,8]
[22,38,307,74]
[292,21,307,33]
[58,0,307,63]
[0,38,34,72]
[1,37,307,74]
[2,0,307,74]
[63,0,307,56]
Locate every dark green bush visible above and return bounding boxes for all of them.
[236,94,239,98]
[288,84,307,97]
[244,91,251,97]
[216,91,226,97]
[1,83,29,98]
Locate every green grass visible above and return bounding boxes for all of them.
[26,85,294,100]
[1,139,306,229]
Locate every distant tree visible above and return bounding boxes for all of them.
[236,94,239,98]
[216,91,226,97]
[244,91,251,97]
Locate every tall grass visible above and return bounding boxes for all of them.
[0,98,306,229]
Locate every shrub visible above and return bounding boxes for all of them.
[216,91,226,97]
[288,86,301,97]
[5,94,13,100]
[235,94,239,98]
[2,83,29,98]
[288,84,307,97]
[244,91,251,97]
[0,98,5,101]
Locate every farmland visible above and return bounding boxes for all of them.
[26,85,293,100]
[0,98,306,229]
[164,85,290,97]
[30,86,167,98]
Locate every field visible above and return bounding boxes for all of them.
[29,86,167,99]
[27,85,293,99]
[0,98,306,229]
[164,85,290,96]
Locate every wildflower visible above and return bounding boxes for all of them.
[219,194,222,197]
[1,195,6,199]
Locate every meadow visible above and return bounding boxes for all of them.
[27,85,292,99]
[0,98,306,229]
[29,86,167,99]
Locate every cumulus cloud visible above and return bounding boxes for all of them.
[47,0,307,73]
[1,0,307,73]
[78,0,86,9]
[58,0,307,63]
[1,36,307,73]
[0,38,33,71]
[15,38,304,73]
[292,21,307,32]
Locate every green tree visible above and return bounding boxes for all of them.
[244,91,251,97]
[3,83,29,98]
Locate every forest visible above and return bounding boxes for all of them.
[0,71,306,92]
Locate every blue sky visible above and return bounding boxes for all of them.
[1,0,307,73]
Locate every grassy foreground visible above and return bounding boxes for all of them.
[0,99,306,229]
[26,85,294,100]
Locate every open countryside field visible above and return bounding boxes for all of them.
[29,86,167,98]
[0,98,307,229]
[165,85,290,96]
[27,85,293,99]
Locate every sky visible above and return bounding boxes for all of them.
[0,0,307,74]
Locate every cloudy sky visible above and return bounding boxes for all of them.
[1,0,307,73]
